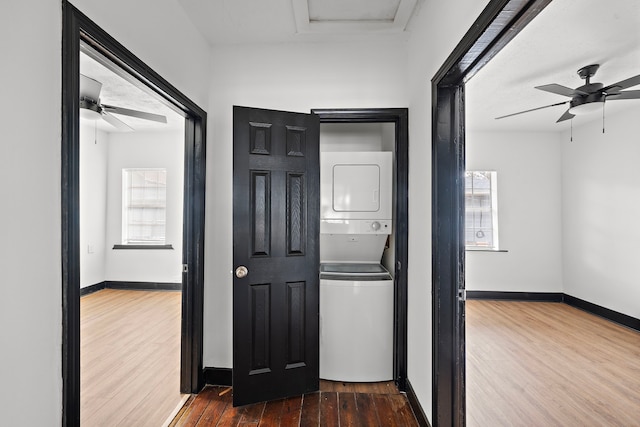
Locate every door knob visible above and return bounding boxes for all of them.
[235,266,248,278]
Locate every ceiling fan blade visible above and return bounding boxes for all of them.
[102,104,167,123]
[535,84,587,97]
[556,109,575,123]
[495,101,569,120]
[80,74,102,101]
[602,74,640,93]
[102,112,134,131]
[606,90,640,100]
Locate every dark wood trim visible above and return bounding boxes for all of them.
[312,108,409,392]
[467,291,563,302]
[465,248,509,252]
[406,379,432,427]
[431,83,467,427]
[431,0,552,425]
[312,108,409,123]
[434,0,552,86]
[564,294,640,333]
[104,281,182,291]
[112,244,174,250]
[80,281,181,296]
[62,2,207,424]
[61,3,81,425]
[181,102,207,394]
[80,282,106,297]
[203,367,233,387]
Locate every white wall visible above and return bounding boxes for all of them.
[80,124,109,288]
[104,130,184,283]
[406,0,491,421]
[0,1,62,424]
[0,1,210,423]
[204,41,409,369]
[465,131,564,292]
[464,107,640,320]
[70,0,211,110]
[320,123,385,152]
[561,107,640,318]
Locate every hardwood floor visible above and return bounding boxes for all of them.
[81,289,186,426]
[318,380,400,394]
[171,382,418,426]
[466,300,640,426]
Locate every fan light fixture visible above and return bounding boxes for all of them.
[79,74,167,131]
[568,100,603,115]
[79,108,101,121]
[495,64,640,123]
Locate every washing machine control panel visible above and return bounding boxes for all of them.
[320,219,392,234]
[362,220,391,233]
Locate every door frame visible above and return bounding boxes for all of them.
[431,0,551,425]
[311,108,409,389]
[61,2,207,425]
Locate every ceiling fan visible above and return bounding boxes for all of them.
[80,74,167,131]
[496,64,640,122]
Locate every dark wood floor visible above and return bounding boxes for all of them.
[171,382,418,426]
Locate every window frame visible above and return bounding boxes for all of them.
[464,170,500,250]
[120,168,169,247]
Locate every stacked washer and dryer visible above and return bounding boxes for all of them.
[319,151,394,382]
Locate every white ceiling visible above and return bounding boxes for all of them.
[82,0,639,134]
[466,0,640,133]
[80,51,184,133]
[80,0,422,134]
[176,0,420,45]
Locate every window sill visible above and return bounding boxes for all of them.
[465,248,508,252]
[113,244,174,250]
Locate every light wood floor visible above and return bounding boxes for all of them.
[170,382,417,426]
[466,300,640,426]
[81,289,186,426]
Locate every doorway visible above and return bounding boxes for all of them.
[313,108,409,392]
[62,2,207,425]
[78,40,187,424]
[431,0,552,425]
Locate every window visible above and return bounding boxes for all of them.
[465,171,499,249]
[122,169,167,245]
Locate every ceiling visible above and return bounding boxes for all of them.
[176,0,420,44]
[81,0,639,134]
[466,0,640,133]
[80,50,184,133]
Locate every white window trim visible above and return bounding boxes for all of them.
[121,168,168,246]
[465,170,500,250]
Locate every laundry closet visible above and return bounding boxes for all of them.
[318,122,397,382]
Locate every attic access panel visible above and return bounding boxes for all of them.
[292,0,418,33]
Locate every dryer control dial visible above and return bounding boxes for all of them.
[354,219,391,234]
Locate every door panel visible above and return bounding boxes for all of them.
[233,106,320,406]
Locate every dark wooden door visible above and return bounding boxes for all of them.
[232,106,320,406]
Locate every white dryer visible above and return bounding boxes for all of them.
[319,151,394,382]
[320,151,393,221]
